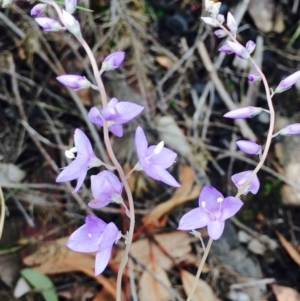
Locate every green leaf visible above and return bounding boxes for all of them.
[20,268,58,301]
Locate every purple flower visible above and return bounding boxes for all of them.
[67,215,119,275]
[231,170,260,195]
[218,44,234,55]
[275,71,300,94]
[246,40,256,54]
[35,18,64,32]
[56,75,91,90]
[227,41,250,60]
[88,98,144,137]
[227,12,237,34]
[224,106,263,119]
[214,29,227,38]
[278,123,300,136]
[178,186,243,240]
[135,126,180,187]
[65,0,77,14]
[101,52,125,72]
[89,171,123,208]
[31,4,47,16]
[56,129,102,193]
[236,140,261,155]
[248,73,261,82]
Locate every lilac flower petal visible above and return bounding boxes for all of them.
[145,146,177,169]
[113,102,144,124]
[88,107,103,127]
[74,129,94,156]
[220,197,243,221]
[135,126,149,159]
[102,52,125,71]
[248,73,261,82]
[95,246,113,275]
[246,40,256,54]
[109,124,123,137]
[227,12,237,34]
[56,155,88,182]
[107,97,119,107]
[224,106,262,119]
[98,222,119,251]
[73,169,87,193]
[207,220,225,240]
[67,215,106,253]
[145,165,180,187]
[31,3,47,16]
[198,185,224,211]
[236,140,261,155]
[218,44,233,55]
[178,208,210,230]
[35,17,63,31]
[231,170,260,195]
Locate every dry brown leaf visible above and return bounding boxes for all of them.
[23,237,116,298]
[181,270,219,301]
[275,230,300,266]
[93,278,116,301]
[138,261,172,301]
[155,56,173,70]
[115,231,193,270]
[272,284,300,301]
[143,165,201,226]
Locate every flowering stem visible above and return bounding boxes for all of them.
[186,238,213,301]
[48,3,135,300]
[220,25,275,198]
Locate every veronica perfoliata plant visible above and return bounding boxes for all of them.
[27,0,300,299]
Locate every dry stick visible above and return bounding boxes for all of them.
[186,25,276,301]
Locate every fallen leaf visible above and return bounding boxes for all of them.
[181,270,219,301]
[275,230,300,266]
[23,237,116,298]
[156,116,192,158]
[272,284,300,301]
[139,261,172,301]
[115,232,193,270]
[143,165,201,227]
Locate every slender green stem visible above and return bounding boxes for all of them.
[186,238,213,301]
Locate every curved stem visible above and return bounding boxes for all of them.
[48,4,135,300]
[220,25,275,198]
[186,238,213,301]
[0,187,5,239]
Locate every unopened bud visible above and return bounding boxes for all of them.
[218,44,233,55]
[236,140,261,155]
[62,9,82,39]
[56,75,91,90]
[246,40,256,54]
[201,17,220,27]
[214,29,227,38]
[65,0,77,14]
[227,12,237,34]
[274,71,300,94]
[248,73,261,82]
[224,106,263,119]
[227,41,250,60]
[31,3,47,16]
[278,123,300,136]
[101,51,125,72]
[35,18,64,32]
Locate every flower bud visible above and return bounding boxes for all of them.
[56,75,91,90]
[227,12,237,34]
[210,2,221,17]
[227,41,250,60]
[35,18,64,32]
[65,0,77,14]
[248,73,261,82]
[231,170,260,195]
[30,4,47,16]
[201,17,220,27]
[101,51,125,72]
[246,40,256,54]
[62,9,82,39]
[224,106,263,119]
[274,71,300,94]
[214,29,227,38]
[236,140,261,155]
[218,44,233,54]
[278,123,300,136]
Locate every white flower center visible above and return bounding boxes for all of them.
[65,147,77,159]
